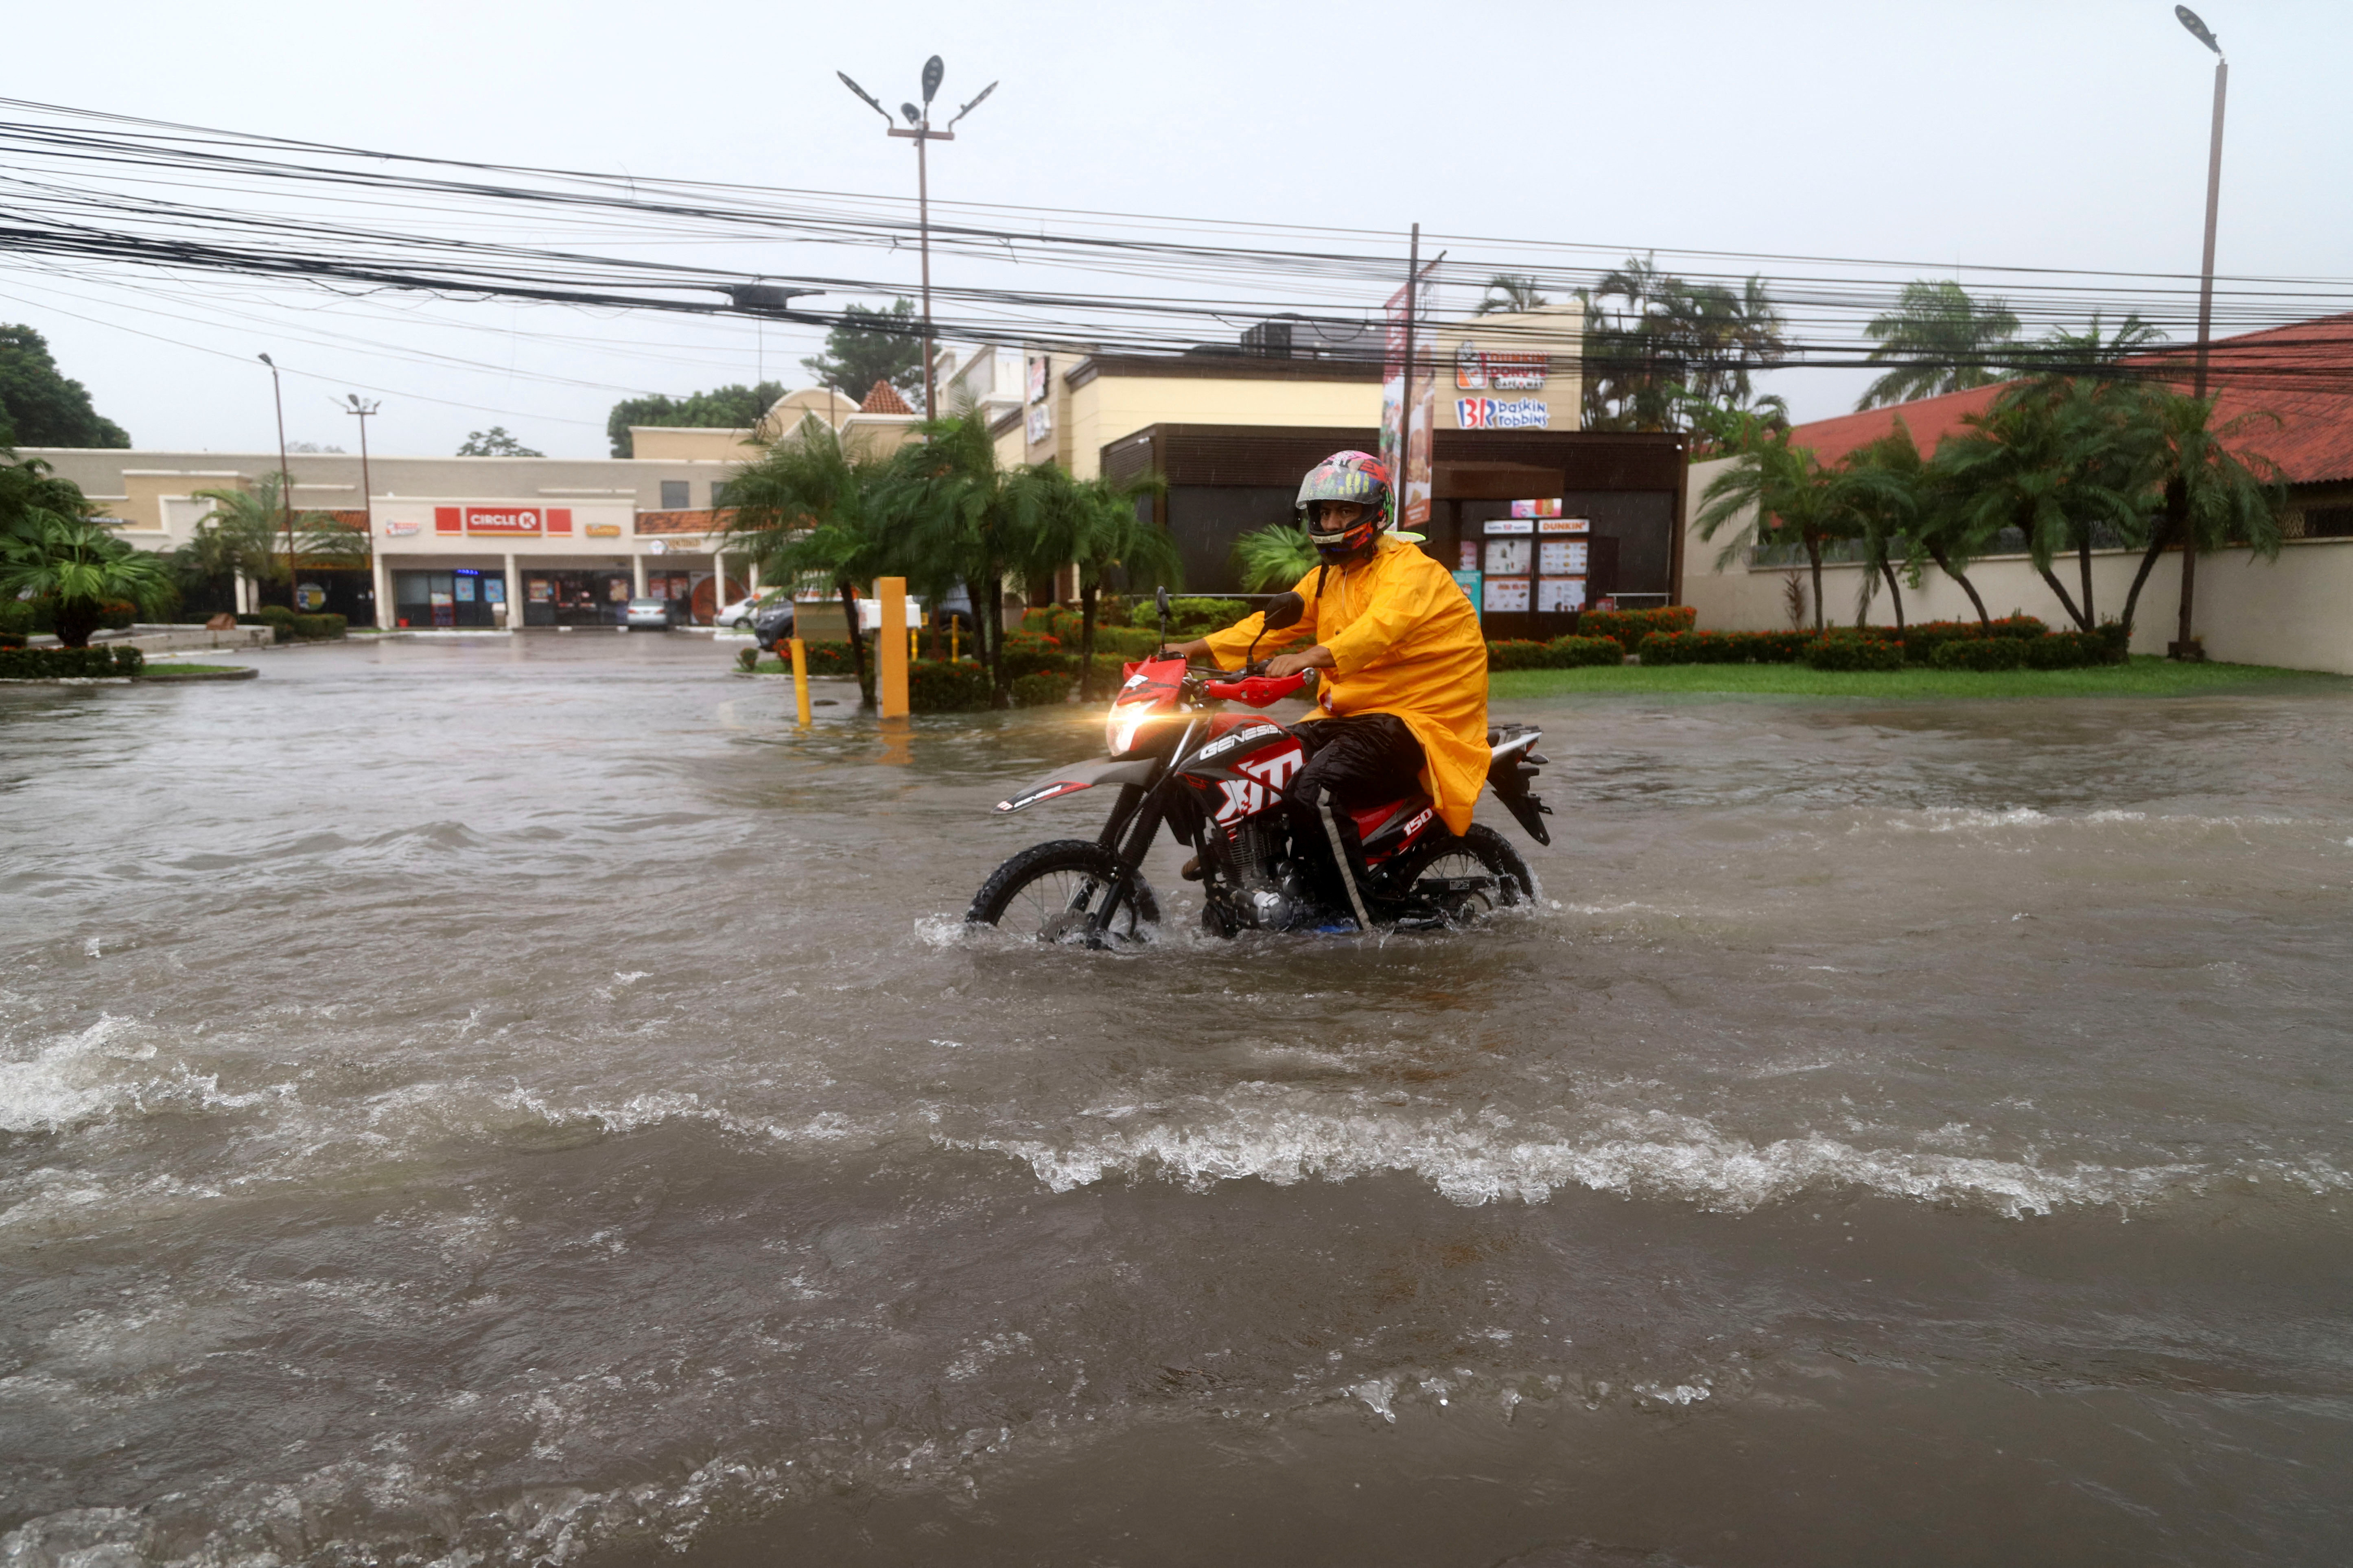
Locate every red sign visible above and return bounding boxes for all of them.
[429,506,574,535]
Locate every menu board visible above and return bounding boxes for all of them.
[1485,539,1532,575]
[1483,577,1531,614]
[1537,578,1588,614]
[1539,540,1588,576]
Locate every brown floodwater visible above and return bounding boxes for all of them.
[2,634,2349,1566]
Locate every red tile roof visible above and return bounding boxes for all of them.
[1789,313,2353,486]
[859,379,914,415]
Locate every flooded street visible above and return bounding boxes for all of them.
[4,634,2349,1567]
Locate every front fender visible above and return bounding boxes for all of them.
[993,756,1159,813]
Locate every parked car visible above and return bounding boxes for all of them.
[752,598,796,653]
[624,596,683,630]
[715,590,787,629]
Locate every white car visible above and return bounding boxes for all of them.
[715,590,788,629]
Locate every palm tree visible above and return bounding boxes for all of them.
[723,420,894,703]
[1694,428,1858,633]
[1232,523,1318,593]
[1863,419,1997,628]
[1857,282,2022,409]
[1836,438,1925,631]
[189,473,351,604]
[1474,274,1551,316]
[1047,470,1179,698]
[1937,378,2155,632]
[882,411,1063,708]
[0,512,172,646]
[2118,391,2285,638]
[1579,257,1786,433]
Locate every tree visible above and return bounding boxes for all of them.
[0,513,171,645]
[604,383,784,458]
[1864,419,1998,628]
[0,454,94,545]
[458,426,545,457]
[722,420,894,703]
[880,411,1060,708]
[1857,282,2022,409]
[1937,378,2154,632]
[1837,438,1923,631]
[0,325,129,448]
[1694,427,1861,633]
[1046,469,1177,698]
[187,474,359,607]
[1232,523,1319,592]
[2119,391,2285,638]
[1578,257,1785,434]
[800,299,924,411]
[1474,274,1550,316]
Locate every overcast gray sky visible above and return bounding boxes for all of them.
[7,0,2347,458]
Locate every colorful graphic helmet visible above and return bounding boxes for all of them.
[1295,450,1392,560]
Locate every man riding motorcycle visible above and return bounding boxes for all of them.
[1168,450,1489,927]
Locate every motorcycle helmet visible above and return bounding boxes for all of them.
[1295,450,1392,561]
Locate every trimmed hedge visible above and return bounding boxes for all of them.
[1486,634,1627,670]
[0,645,145,678]
[1581,604,1696,654]
[795,638,867,677]
[1930,637,2027,671]
[999,631,1069,679]
[2023,626,2130,668]
[1638,629,1816,665]
[289,613,346,640]
[1804,635,1905,672]
[909,659,991,712]
[1010,670,1074,707]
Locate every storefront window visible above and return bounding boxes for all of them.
[520,571,637,626]
[392,570,506,629]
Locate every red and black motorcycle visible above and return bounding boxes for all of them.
[968,589,1551,945]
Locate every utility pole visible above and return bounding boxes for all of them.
[259,353,293,609]
[343,395,379,626]
[838,59,997,418]
[2173,4,2228,660]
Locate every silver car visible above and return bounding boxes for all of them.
[623,596,679,629]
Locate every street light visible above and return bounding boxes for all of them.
[342,395,379,626]
[258,353,293,611]
[2171,4,2228,660]
[838,57,999,417]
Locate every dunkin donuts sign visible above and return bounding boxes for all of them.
[433,506,573,536]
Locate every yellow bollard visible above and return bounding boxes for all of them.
[876,576,910,718]
[950,620,959,663]
[910,626,919,665]
[788,636,811,727]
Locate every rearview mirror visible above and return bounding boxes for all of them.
[1155,587,1171,619]
[1261,591,1304,632]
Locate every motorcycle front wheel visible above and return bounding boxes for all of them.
[967,839,1161,946]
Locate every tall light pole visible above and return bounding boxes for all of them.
[2172,4,2227,660]
[258,353,293,610]
[838,59,997,418]
[342,395,379,626]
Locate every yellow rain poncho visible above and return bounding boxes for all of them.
[1203,538,1491,834]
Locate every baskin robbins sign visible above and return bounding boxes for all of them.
[433,506,574,536]
[1456,397,1549,430]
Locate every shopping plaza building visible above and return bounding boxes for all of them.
[24,304,1705,631]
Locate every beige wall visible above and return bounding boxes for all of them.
[630,427,759,462]
[1681,455,2353,672]
[1063,372,1383,479]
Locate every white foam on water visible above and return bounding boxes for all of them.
[967,1092,2340,1218]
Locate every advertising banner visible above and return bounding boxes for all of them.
[1509,498,1563,519]
[1381,273,1437,530]
[1536,577,1588,614]
[1484,539,1533,575]
[1539,515,1591,535]
[1456,343,1549,392]
[1483,577,1531,614]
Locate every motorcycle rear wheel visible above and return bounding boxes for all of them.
[968,840,1160,946]
[1388,823,1535,925]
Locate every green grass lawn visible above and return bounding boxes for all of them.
[135,663,258,681]
[1488,655,2352,702]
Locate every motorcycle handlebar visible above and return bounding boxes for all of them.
[1201,671,1308,706]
